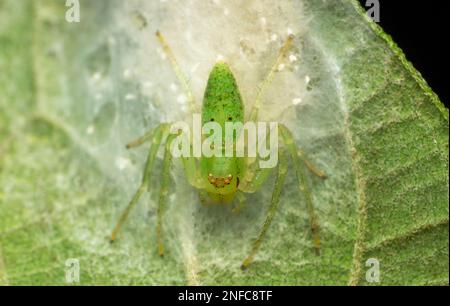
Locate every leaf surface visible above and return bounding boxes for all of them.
[0,0,448,285]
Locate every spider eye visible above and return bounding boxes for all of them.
[228,117,233,121]
[210,118,215,122]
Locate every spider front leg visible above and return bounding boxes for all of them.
[280,124,324,254]
[110,123,169,243]
[241,149,288,269]
[156,133,178,256]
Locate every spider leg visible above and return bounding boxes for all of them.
[238,160,273,193]
[156,133,178,256]
[280,124,321,254]
[248,34,295,122]
[110,123,169,243]
[238,123,277,193]
[156,31,197,114]
[126,129,156,149]
[180,148,204,189]
[241,149,288,269]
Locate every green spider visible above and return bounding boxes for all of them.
[110,31,327,269]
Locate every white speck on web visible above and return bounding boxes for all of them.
[123,69,132,79]
[292,98,302,105]
[91,72,102,82]
[260,17,267,26]
[116,157,131,170]
[170,83,178,92]
[277,63,286,71]
[216,54,225,61]
[177,94,187,104]
[142,81,153,88]
[305,75,311,84]
[125,93,136,100]
[86,125,95,135]
[224,8,230,16]
[289,54,298,63]
[270,34,278,42]
[287,27,294,36]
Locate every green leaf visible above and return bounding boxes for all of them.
[0,0,448,285]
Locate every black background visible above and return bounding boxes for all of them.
[358,0,449,107]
